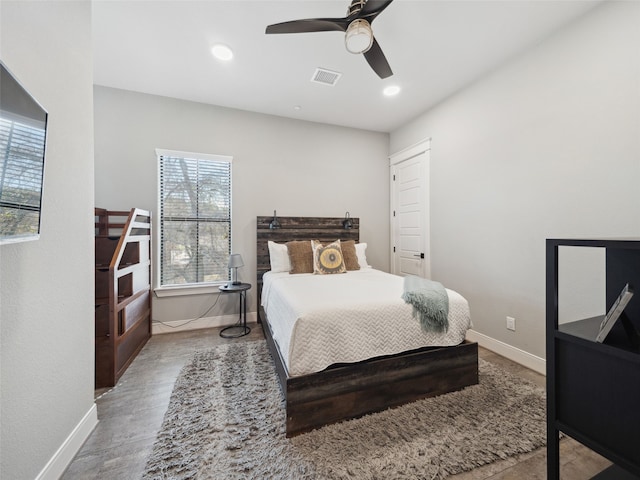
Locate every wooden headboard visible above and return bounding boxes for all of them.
[256,215,360,314]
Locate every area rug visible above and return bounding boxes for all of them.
[142,341,547,479]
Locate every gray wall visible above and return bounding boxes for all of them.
[0,1,95,479]
[390,1,640,358]
[93,86,390,324]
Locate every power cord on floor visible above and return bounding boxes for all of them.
[151,290,223,329]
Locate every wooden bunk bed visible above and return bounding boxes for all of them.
[256,215,479,437]
[94,208,152,388]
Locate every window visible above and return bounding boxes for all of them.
[157,149,232,288]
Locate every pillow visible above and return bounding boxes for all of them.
[340,240,360,271]
[355,242,371,268]
[312,240,346,275]
[286,240,313,274]
[268,241,290,273]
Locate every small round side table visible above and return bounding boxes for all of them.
[218,282,251,338]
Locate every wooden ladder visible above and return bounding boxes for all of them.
[94,208,152,388]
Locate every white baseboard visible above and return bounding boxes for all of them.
[152,312,258,335]
[465,329,546,375]
[36,403,98,480]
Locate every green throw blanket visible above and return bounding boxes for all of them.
[401,275,449,333]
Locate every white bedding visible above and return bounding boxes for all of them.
[261,269,471,377]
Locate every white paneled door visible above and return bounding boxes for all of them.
[390,140,430,278]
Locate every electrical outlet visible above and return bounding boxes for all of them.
[506,316,516,331]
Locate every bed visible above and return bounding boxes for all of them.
[256,215,478,437]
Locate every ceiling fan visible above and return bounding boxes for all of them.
[265,0,394,79]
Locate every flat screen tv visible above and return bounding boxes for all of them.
[0,60,48,245]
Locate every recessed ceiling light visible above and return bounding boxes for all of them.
[293,105,302,111]
[383,85,401,97]
[211,44,233,61]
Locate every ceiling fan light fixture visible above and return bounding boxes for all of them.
[265,0,394,78]
[345,19,373,54]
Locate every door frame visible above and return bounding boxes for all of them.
[389,138,431,278]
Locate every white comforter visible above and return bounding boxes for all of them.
[261,269,471,377]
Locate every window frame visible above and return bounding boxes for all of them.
[154,148,233,297]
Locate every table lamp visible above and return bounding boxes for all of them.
[228,253,244,285]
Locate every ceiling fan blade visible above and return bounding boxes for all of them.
[266,18,348,35]
[359,0,394,20]
[363,38,393,79]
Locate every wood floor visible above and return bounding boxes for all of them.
[62,324,611,479]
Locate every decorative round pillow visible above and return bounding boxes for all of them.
[312,240,346,274]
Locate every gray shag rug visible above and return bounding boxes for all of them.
[142,341,546,479]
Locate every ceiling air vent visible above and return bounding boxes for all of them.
[311,68,342,86]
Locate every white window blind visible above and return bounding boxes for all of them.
[0,116,46,237]
[157,150,232,287]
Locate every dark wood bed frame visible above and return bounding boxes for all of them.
[256,215,479,437]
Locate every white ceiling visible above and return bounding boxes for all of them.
[92,0,602,133]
